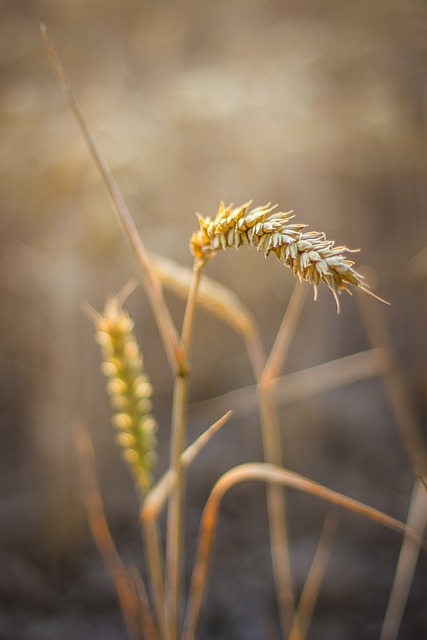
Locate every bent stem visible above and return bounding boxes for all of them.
[166,261,203,639]
[182,463,417,640]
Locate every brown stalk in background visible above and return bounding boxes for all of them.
[192,347,387,420]
[164,260,202,638]
[379,480,427,640]
[74,421,150,640]
[357,289,427,479]
[141,410,232,637]
[255,283,308,635]
[40,23,182,374]
[288,513,339,640]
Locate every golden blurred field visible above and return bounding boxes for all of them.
[1,1,427,638]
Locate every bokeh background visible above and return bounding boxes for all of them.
[1,0,427,638]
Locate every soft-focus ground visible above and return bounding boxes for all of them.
[1,1,427,638]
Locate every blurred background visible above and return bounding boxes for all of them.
[1,0,427,638]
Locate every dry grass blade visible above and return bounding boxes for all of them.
[140,511,168,640]
[182,463,419,640]
[144,410,233,510]
[288,513,339,640]
[129,567,159,640]
[190,202,386,311]
[192,348,387,420]
[379,480,427,640]
[40,23,181,373]
[166,261,202,639]
[418,472,427,492]
[73,421,142,640]
[256,283,308,636]
[151,253,258,340]
[357,290,427,477]
[261,282,308,383]
[140,410,232,640]
[258,382,294,635]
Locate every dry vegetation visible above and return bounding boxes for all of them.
[1,2,427,640]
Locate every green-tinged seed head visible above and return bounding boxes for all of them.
[95,294,158,494]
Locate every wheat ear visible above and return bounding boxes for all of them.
[95,296,158,494]
[190,201,385,311]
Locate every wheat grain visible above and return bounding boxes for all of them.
[96,297,158,493]
[190,201,374,310]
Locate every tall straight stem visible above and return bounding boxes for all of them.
[258,381,294,636]
[258,283,307,637]
[165,263,202,639]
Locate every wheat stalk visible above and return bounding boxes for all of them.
[190,201,382,311]
[95,296,158,494]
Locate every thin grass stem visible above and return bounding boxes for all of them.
[129,567,159,640]
[379,480,427,640]
[357,289,427,477]
[261,283,308,384]
[40,24,182,374]
[257,382,294,635]
[74,422,142,640]
[145,410,233,511]
[166,262,202,638]
[140,410,232,640]
[141,509,169,640]
[245,330,267,381]
[257,283,307,636]
[288,513,339,640]
[192,348,387,420]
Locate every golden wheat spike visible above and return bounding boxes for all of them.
[190,202,387,311]
[95,296,158,493]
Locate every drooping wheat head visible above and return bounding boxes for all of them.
[190,201,375,310]
[95,296,158,493]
